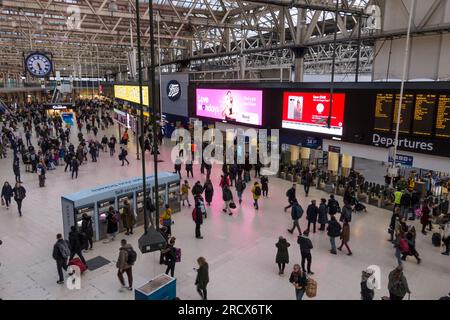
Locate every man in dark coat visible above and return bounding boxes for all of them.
[297,230,314,275]
[68,226,87,265]
[288,200,303,234]
[284,184,297,212]
[306,200,319,233]
[52,233,71,284]
[194,198,204,239]
[81,213,94,250]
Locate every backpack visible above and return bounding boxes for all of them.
[126,248,137,265]
[175,248,181,263]
[255,186,261,196]
[399,238,409,253]
[59,240,71,259]
[306,278,317,298]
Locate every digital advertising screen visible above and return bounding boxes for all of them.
[196,89,263,126]
[282,92,346,136]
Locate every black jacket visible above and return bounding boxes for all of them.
[1,185,13,199]
[297,236,313,254]
[286,188,296,201]
[52,239,69,262]
[328,198,340,215]
[306,204,319,222]
[327,220,342,237]
[196,263,209,290]
[222,187,233,201]
[81,217,94,238]
[69,230,83,252]
[400,193,412,207]
[192,184,204,196]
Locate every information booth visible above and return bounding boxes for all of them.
[61,172,180,241]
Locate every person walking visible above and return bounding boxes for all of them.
[13,158,22,183]
[122,199,136,235]
[251,181,262,210]
[160,204,173,235]
[174,157,182,178]
[52,233,71,285]
[401,231,421,264]
[1,181,13,210]
[298,230,314,274]
[108,138,116,157]
[181,180,191,207]
[361,269,375,300]
[327,215,342,255]
[260,175,269,197]
[193,198,204,239]
[235,177,246,205]
[318,198,328,231]
[71,156,79,179]
[203,179,214,206]
[284,184,297,212]
[275,236,290,275]
[12,182,26,217]
[116,239,135,291]
[195,257,209,300]
[192,181,204,199]
[387,266,411,300]
[340,201,353,223]
[185,162,194,178]
[222,185,234,216]
[119,147,129,166]
[68,226,87,266]
[306,200,319,233]
[81,213,94,251]
[289,264,308,300]
[163,237,177,277]
[105,206,119,243]
[420,200,431,235]
[287,199,303,234]
[303,170,313,197]
[338,219,352,255]
[327,194,340,217]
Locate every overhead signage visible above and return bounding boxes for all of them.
[388,153,414,168]
[114,85,149,106]
[328,145,341,153]
[372,133,434,152]
[44,103,74,110]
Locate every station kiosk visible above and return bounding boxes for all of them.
[61,172,180,241]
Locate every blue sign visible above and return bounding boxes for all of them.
[388,154,413,167]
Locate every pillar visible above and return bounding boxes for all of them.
[300,147,310,167]
[292,47,306,82]
[341,154,353,177]
[328,152,339,175]
[290,145,300,164]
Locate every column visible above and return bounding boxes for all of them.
[290,145,300,164]
[328,152,339,175]
[341,154,353,177]
[300,147,310,168]
[292,47,306,82]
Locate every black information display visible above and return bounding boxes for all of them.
[392,94,414,134]
[413,94,436,136]
[374,93,394,132]
[436,95,450,138]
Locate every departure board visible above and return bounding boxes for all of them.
[413,94,436,136]
[374,93,394,132]
[436,95,450,138]
[392,94,414,133]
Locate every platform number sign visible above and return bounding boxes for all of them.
[25,52,53,78]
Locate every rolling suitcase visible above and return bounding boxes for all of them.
[68,258,88,274]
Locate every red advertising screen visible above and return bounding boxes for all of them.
[282,92,346,136]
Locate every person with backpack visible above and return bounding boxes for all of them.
[289,264,308,300]
[203,180,214,207]
[298,230,314,275]
[12,182,26,217]
[327,194,340,217]
[275,236,290,275]
[71,156,79,179]
[284,184,297,212]
[340,201,353,224]
[52,233,71,285]
[81,213,94,251]
[1,181,13,210]
[387,266,411,300]
[116,239,136,292]
[288,199,303,234]
[260,176,269,197]
[193,197,205,239]
[119,147,129,166]
[318,198,328,231]
[251,182,262,210]
[68,226,87,266]
[181,180,191,207]
[222,185,234,216]
[306,200,319,234]
[235,177,246,205]
[338,219,352,256]
[327,215,342,255]
[163,237,177,277]
[195,257,209,300]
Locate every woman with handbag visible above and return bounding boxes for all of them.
[1,181,13,210]
[289,264,308,300]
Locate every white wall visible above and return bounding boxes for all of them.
[323,139,450,173]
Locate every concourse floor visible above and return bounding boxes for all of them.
[0,125,449,300]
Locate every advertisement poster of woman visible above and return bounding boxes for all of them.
[222,91,237,121]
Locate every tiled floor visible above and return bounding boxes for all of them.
[0,124,449,300]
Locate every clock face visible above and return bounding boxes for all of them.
[25,53,53,77]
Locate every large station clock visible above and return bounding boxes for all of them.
[25,52,53,78]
